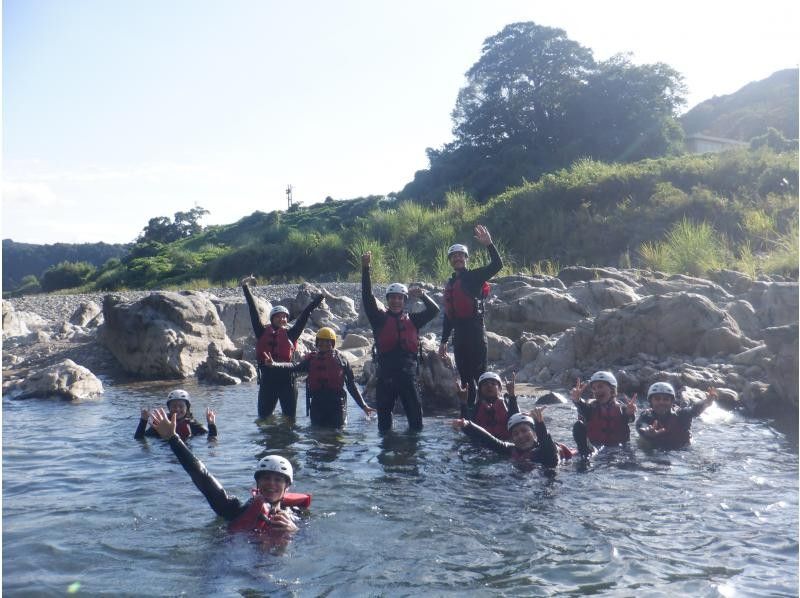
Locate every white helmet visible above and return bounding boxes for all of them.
[254,455,293,485]
[478,371,502,386]
[166,389,190,408]
[590,371,617,388]
[385,283,408,297]
[507,412,535,431]
[647,382,676,401]
[447,243,469,257]
[269,305,290,320]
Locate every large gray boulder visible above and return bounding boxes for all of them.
[99,291,235,379]
[762,323,799,410]
[637,275,732,303]
[2,300,49,339]
[213,293,270,362]
[486,287,589,337]
[6,359,104,400]
[557,266,638,286]
[69,301,103,328]
[566,279,640,314]
[572,293,756,365]
[196,342,257,385]
[745,282,799,328]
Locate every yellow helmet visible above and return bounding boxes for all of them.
[316,327,337,345]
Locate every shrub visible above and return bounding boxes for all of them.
[40,261,97,292]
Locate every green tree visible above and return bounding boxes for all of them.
[40,261,96,292]
[139,206,209,243]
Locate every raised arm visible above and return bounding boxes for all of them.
[288,294,325,341]
[241,276,266,339]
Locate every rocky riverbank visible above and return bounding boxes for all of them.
[3,269,798,426]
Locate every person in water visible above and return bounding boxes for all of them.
[458,371,519,441]
[636,382,717,450]
[451,407,559,468]
[135,389,217,441]
[438,224,503,409]
[361,251,439,433]
[240,275,325,419]
[570,371,637,457]
[150,407,310,533]
[263,327,376,427]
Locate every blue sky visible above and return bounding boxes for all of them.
[2,0,798,245]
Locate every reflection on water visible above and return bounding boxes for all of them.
[3,379,798,596]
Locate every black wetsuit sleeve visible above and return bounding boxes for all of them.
[533,420,559,468]
[207,423,218,439]
[410,292,440,330]
[361,266,383,330]
[189,420,208,436]
[134,418,148,439]
[461,421,514,456]
[460,244,503,295]
[242,284,266,339]
[288,295,324,342]
[441,312,454,345]
[343,360,369,410]
[506,395,520,416]
[167,435,246,521]
[574,399,592,420]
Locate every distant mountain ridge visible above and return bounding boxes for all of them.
[2,239,130,290]
[680,68,799,141]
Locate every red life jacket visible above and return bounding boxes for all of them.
[473,398,510,440]
[444,275,490,320]
[228,491,312,533]
[585,402,631,445]
[306,351,346,394]
[376,312,419,355]
[175,418,192,440]
[256,325,296,364]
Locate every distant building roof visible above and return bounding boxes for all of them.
[685,133,749,154]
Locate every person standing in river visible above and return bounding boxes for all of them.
[240,275,325,419]
[262,327,376,427]
[361,252,439,433]
[438,224,502,410]
[636,382,717,450]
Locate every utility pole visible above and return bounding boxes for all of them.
[286,184,293,210]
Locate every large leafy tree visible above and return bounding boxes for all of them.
[138,206,209,243]
[400,22,686,204]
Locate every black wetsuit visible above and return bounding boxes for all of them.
[460,419,559,468]
[635,401,709,450]
[441,244,502,408]
[362,265,439,433]
[267,350,370,428]
[135,418,217,440]
[243,284,322,418]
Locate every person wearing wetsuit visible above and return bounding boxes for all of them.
[452,408,559,468]
[570,371,636,457]
[135,389,217,440]
[263,327,376,427]
[459,371,519,441]
[361,252,439,433]
[149,407,305,533]
[241,275,324,418]
[636,382,717,450]
[438,225,502,410]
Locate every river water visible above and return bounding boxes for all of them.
[3,379,798,597]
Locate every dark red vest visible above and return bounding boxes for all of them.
[306,351,346,394]
[256,326,295,364]
[586,402,630,445]
[473,398,510,440]
[376,313,419,354]
[444,275,489,320]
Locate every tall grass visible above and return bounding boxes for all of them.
[391,247,420,282]
[348,236,390,282]
[638,218,727,276]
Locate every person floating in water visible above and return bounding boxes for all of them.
[636,382,717,450]
[149,407,310,534]
[570,371,636,457]
[263,327,376,427]
[240,275,325,419]
[438,224,503,409]
[135,389,217,441]
[452,407,560,468]
[458,371,519,441]
[361,251,439,433]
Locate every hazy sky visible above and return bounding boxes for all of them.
[2,0,797,245]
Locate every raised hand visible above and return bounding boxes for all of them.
[623,393,638,416]
[474,224,492,247]
[151,407,176,439]
[456,380,469,404]
[505,371,516,397]
[530,406,545,423]
[206,407,216,425]
[570,378,588,403]
[361,252,371,268]
[408,287,423,299]
[240,274,257,287]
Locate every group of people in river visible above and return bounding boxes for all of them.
[135,224,718,535]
